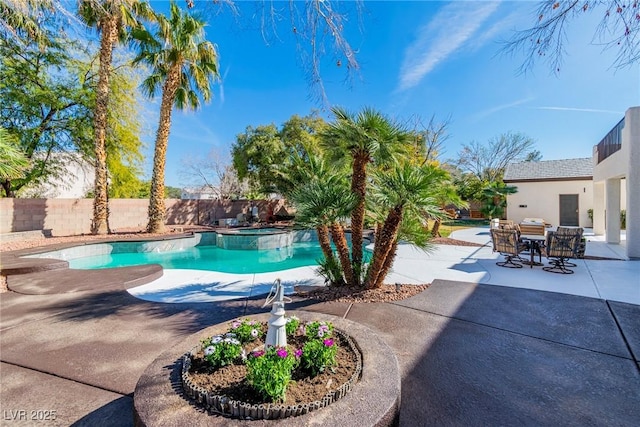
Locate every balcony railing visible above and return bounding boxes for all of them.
[596,118,624,164]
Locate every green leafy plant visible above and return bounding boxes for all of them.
[315,254,345,286]
[621,210,626,230]
[246,346,300,401]
[229,318,264,344]
[285,316,300,336]
[201,333,243,369]
[304,321,334,339]
[301,338,338,376]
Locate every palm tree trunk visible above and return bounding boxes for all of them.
[330,222,354,287]
[1,180,13,197]
[365,206,403,289]
[431,218,441,237]
[147,65,181,233]
[316,224,335,263]
[349,153,368,286]
[91,16,118,235]
[374,240,398,289]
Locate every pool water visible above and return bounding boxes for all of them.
[68,242,327,274]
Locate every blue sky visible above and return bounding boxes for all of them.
[140,1,639,188]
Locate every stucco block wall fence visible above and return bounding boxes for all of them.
[0,198,287,236]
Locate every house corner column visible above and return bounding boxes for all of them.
[625,107,640,258]
[605,178,621,244]
[593,182,605,235]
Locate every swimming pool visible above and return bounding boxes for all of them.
[68,242,326,274]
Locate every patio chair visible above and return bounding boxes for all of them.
[543,230,582,274]
[490,229,527,268]
[501,223,540,261]
[554,227,584,267]
[518,223,546,236]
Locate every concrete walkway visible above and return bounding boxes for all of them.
[1,228,639,426]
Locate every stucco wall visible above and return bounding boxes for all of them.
[0,198,286,236]
[505,180,594,227]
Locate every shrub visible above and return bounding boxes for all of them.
[301,338,337,376]
[316,254,345,286]
[201,333,244,369]
[246,346,300,401]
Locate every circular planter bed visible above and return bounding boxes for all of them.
[134,311,400,426]
[182,328,361,420]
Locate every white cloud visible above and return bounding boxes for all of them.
[398,1,501,92]
[534,106,623,115]
[473,96,535,120]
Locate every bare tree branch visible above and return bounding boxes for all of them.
[503,0,640,73]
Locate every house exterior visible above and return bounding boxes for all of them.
[592,107,639,258]
[504,158,597,228]
[19,154,93,199]
[181,186,217,200]
[504,106,638,259]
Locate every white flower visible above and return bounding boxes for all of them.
[251,329,259,337]
[211,336,223,344]
[204,346,216,356]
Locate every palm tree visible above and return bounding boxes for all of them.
[321,106,412,287]
[132,1,219,233]
[0,127,29,196]
[480,181,517,220]
[79,0,151,235]
[365,163,448,289]
[288,154,356,286]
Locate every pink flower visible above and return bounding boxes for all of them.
[294,349,303,358]
[276,348,288,358]
[323,338,334,347]
[251,350,265,358]
[231,321,241,329]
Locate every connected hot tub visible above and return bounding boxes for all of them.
[214,227,294,250]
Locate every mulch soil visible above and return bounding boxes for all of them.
[187,332,359,407]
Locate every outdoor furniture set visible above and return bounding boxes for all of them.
[490,220,584,274]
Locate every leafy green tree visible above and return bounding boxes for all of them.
[0,21,94,197]
[231,113,326,196]
[165,186,182,199]
[320,106,413,287]
[429,181,468,237]
[102,54,147,198]
[132,1,219,233]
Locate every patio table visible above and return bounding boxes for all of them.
[520,234,546,268]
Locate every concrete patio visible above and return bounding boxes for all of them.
[1,227,638,426]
